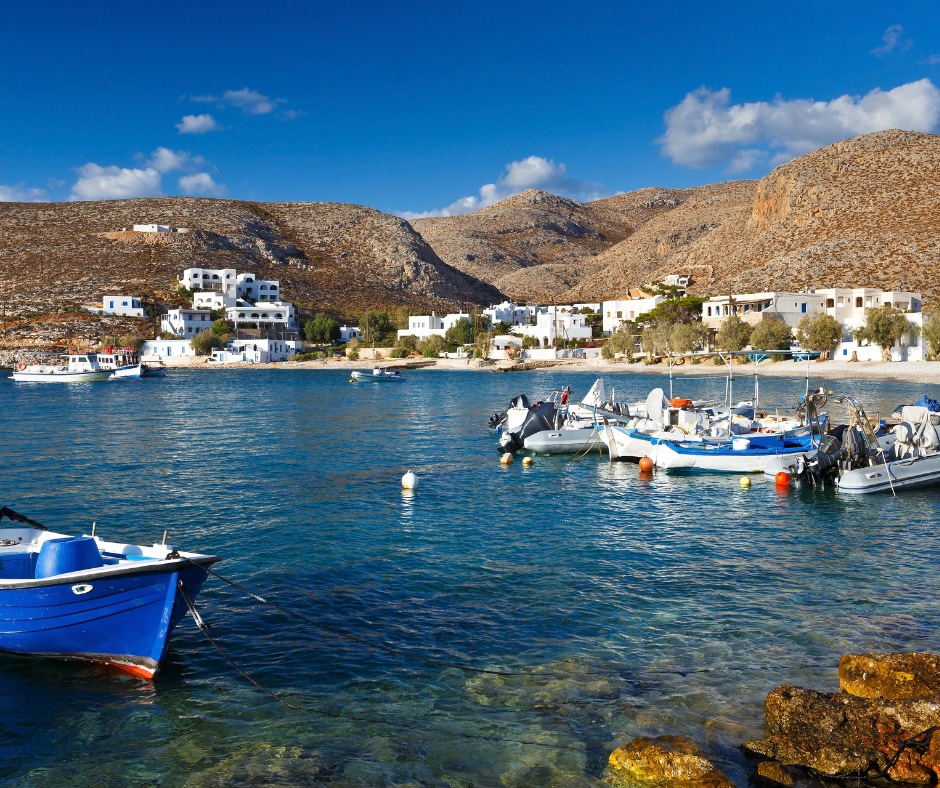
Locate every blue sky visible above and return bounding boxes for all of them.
[2,0,940,216]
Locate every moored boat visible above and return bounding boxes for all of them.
[11,353,111,383]
[352,368,404,382]
[0,507,219,678]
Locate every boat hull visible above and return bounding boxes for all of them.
[653,442,806,473]
[0,559,215,678]
[351,371,404,382]
[12,370,111,383]
[111,364,142,378]
[524,427,603,454]
[838,454,940,494]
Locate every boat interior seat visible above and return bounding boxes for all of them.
[0,552,38,580]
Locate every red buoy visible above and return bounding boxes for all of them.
[638,456,654,472]
[775,471,790,487]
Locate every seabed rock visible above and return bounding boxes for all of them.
[840,652,940,700]
[604,735,734,788]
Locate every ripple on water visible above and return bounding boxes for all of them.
[1,369,939,787]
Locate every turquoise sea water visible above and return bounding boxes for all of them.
[1,368,940,787]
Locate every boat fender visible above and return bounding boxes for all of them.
[500,453,514,465]
[16,362,26,371]
[775,471,790,487]
[638,456,654,472]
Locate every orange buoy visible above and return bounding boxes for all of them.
[638,456,654,472]
[775,471,790,487]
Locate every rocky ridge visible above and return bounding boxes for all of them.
[562,130,940,305]
[0,198,499,322]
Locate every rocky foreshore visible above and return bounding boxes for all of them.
[605,652,940,787]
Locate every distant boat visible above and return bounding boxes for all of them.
[0,507,219,678]
[352,368,404,382]
[99,346,143,378]
[12,353,111,383]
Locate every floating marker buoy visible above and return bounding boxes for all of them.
[638,456,654,472]
[500,453,514,465]
[402,470,418,489]
[349,379,354,383]
[740,476,751,487]
[775,471,790,487]
[522,457,533,467]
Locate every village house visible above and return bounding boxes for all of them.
[224,301,297,331]
[340,325,362,342]
[140,339,197,360]
[83,295,145,317]
[179,268,237,298]
[236,274,280,302]
[396,312,471,341]
[161,308,213,337]
[602,295,666,333]
[515,306,592,347]
[210,338,302,364]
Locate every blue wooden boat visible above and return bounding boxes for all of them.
[0,508,219,678]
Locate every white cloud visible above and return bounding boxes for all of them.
[192,87,285,115]
[872,24,910,56]
[398,156,613,219]
[176,114,221,134]
[69,163,162,201]
[927,54,940,65]
[0,183,48,202]
[657,79,940,171]
[147,147,205,174]
[178,172,226,196]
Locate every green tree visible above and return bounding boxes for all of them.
[521,334,540,350]
[635,296,707,326]
[716,315,752,351]
[396,334,420,351]
[346,337,360,360]
[190,331,225,356]
[358,310,391,342]
[445,318,474,346]
[669,321,708,354]
[749,318,793,351]
[420,335,445,358]
[474,331,494,359]
[211,318,234,336]
[852,304,919,362]
[922,309,940,358]
[796,313,843,360]
[306,315,341,344]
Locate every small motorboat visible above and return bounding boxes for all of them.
[140,361,166,378]
[352,368,404,382]
[0,507,219,678]
[98,346,144,378]
[11,353,111,383]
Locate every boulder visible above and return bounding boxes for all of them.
[754,761,826,787]
[605,735,734,788]
[743,683,940,783]
[840,653,940,699]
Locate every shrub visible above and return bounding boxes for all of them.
[689,356,700,365]
[211,318,234,336]
[749,318,793,351]
[521,334,540,349]
[118,335,145,351]
[389,346,408,358]
[190,331,224,356]
[419,335,444,358]
[716,315,752,351]
[397,334,420,352]
[474,331,494,359]
[712,354,726,365]
[796,314,844,360]
[601,345,613,359]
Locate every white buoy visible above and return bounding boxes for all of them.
[402,470,418,489]
[500,453,514,465]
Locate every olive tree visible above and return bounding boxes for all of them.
[190,331,224,356]
[749,318,793,351]
[669,321,709,354]
[852,304,920,362]
[796,314,843,361]
[716,315,752,351]
[922,309,940,358]
[420,335,445,358]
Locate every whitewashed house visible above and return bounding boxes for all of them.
[161,308,213,337]
[516,306,592,347]
[210,338,302,364]
[179,268,237,297]
[664,274,691,288]
[85,295,145,317]
[133,224,189,233]
[817,288,925,361]
[225,301,296,330]
[483,301,540,327]
[702,292,820,330]
[141,339,197,360]
[396,312,471,341]
[602,296,665,333]
[192,291,238,311]
[340,325,362,342]
[236,274,280,302]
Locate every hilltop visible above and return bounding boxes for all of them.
[0,198,500,321]
[562,130,940,304]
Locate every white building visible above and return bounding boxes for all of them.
[161,308,213,337]
[664,274,691,288]
[210,338,302,364]
[573,302,602,313]
[602,296,666,333]
[236,274,281,302]
[516,306,592,347]
[86,295,145,317]
[396,312,471,341]
[133,224,189,233]
[192,291,238,311]
[141,339,197,360]
[702,292,820,330]
[180,268,237,297]
[340,325,362,342]
[483,301,540,327]
[225,301,296,330]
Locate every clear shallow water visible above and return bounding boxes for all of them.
[1,368,939,787]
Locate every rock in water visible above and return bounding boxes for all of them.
[605,735,735,788]
[840,652,940,699]
[743,682,940,783]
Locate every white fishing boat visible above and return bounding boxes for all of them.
[98,346,143,379]
[351,368,404,382]
[11,353,111,383]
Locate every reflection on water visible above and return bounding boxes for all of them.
[1,369,939,787]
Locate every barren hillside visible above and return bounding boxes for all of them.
[0,198,500,320]
[563,130,940,305]
[411,187,714,301]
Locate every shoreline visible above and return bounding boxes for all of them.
[130,356,940,385]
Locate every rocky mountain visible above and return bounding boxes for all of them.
[0,198,500,320]
[563,130,940,305]
[411,187,717,302]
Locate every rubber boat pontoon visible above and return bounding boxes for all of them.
[0,508,218,678]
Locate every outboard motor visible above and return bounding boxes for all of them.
[498,401,557,453]
[488,394,530,430]
[773,435,847,488]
